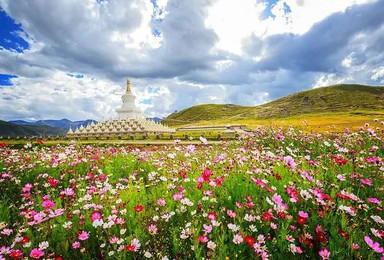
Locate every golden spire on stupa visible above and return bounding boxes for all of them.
[126,78,131,93]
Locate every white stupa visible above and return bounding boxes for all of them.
[116,78,142,119]
[67,78,175,138]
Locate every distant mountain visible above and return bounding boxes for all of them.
[0,120,67,137]
[163,84,384,126]
[8,119,97,130]
[146,117,162,123]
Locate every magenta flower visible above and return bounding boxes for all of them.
[364,236,384,253]
[298,211,308,218]
[360,179,373,186]
[30,248,44,259]
[41,200,55,209]
[90,211,102,222]
[199,235,208,243]
[367,198,381,205]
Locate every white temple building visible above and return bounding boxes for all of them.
[67,78,175,138]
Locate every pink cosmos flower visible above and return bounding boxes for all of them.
[337,174,346,181]
[72,241,80,249]
[157,198,166,206]
[318,248,330,259]
[109,237,119,244]
[30,248,44,259]
[272,193,288,210]
[203,224,212,234]
[352,243,360,250]
[283,156,297,169]
[1,228,12,236]
[173,192,183,201]
[42,200,55,209]
[298,211,308,218]
[233,233,243,244]
[367,198,382,205]
[78,231,89,241]
[148,224,157,235]
[226,210,236,218]
[360,179,373,186]
[364,236,384,253]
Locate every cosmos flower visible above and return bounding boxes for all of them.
[364,236,384,253]
[30,249,44,259]
[78,231,89,241]
[318,248,330,259]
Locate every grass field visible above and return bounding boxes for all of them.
[0,125,383,259]
[186,111,384,133]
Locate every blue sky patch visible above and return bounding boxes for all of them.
[67,73,84,79]
[260,0,279,20]
[148,86,160,93]
[0,74,17,86]
[0,10,29,52]
[140,98,152,105]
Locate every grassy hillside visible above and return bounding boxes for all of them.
[0,120,67,137]
[163,84,384,129]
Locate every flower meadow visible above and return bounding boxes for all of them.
[0,125,383,259]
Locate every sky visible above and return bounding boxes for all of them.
[0,0,383,121]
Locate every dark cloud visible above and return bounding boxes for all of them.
[251,0,384,73]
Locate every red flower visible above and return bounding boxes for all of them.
[207,212,217,221]
[48,177,59,187]
[297,216,307,225]
[338,229,349,240]
[274,173,282,180]
[202,167,212,182]
[262,212,273,221]
[9,250,23,259]
[316,231,327,243]
[134,204,144,212]
[37,140,44,145]
[245,236,255,246]
[179,171,187,179]
[336,193,350,200]
[0,142,7,148]
[333,157,348,166]
[126,244,135,252]
[21,236,30,244]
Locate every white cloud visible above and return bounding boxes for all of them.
[371,66,384,83]
[205,0,377,55]
[0,72,122,121]
[205,0,265,55]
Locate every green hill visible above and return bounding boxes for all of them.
[0,120,67,137]
[163,84,384,126]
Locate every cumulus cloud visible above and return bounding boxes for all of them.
[0,0,382,121]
